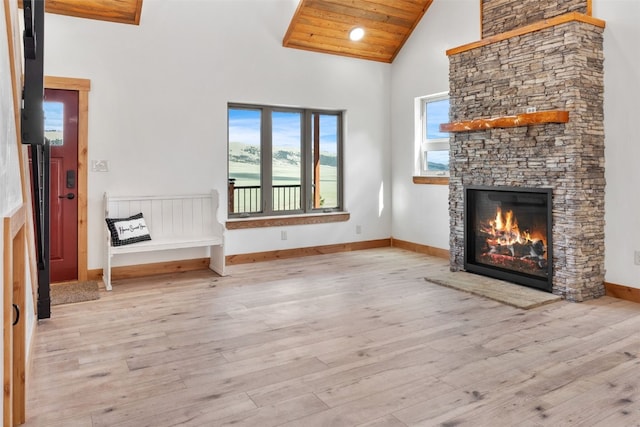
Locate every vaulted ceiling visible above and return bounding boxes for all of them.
[22,0,143,25]
[32,0,433,62]
[283,0,434,63]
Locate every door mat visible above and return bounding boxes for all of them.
[51,281,100,306]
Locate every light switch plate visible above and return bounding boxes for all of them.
[91,160,109,172]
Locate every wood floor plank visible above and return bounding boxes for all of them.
[277,378,455,426]
[27,373,186,425]
[315,361,445,408]
[92,391,256,427]
[181,356,329,393]
[246,340,449,408]
[356,414,407,426]
[21,248,640,426]
[215,393,328,427]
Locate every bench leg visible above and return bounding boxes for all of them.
[103,250,113,291]
[209,244,226,276]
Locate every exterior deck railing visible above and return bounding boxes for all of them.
[228,180,301,213]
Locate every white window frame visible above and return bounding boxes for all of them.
[414,92,450,177]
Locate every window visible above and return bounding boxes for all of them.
[228,104,343,217]
[415,92,449,176]
[44,101,64,146]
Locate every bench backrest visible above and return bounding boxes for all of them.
[104,191,223,240]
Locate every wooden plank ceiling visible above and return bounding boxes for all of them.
[283,0,434,63]
[32,0,143,25]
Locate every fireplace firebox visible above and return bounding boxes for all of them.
[464,186,553,292]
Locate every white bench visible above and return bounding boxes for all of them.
[103,190,226,290]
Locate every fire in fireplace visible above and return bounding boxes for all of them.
[464,186,553,292]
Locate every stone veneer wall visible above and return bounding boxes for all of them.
[448,21,605,301]
[482,0,588,38]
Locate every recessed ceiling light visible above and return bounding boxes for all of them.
[349,27,365,42]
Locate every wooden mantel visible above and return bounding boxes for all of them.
[447,12,605,56]
[439,110,569,133]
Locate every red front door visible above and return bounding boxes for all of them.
[45,89,79,282]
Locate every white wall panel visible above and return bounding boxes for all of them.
[44,0,392,267]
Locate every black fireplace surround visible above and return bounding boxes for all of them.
[464,186,553,292]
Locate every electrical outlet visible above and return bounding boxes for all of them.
[635,251,640,265]
[526,107,537,114]
[356,225,362,235]
[281,230,287,241]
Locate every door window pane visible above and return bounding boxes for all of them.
[44,101,64,146]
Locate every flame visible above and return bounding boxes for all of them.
[477,206,548,270]
[482,207,545,248]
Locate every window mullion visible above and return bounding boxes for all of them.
[262,108,273,215]
[302,110,312,212]
[336,112,344,211]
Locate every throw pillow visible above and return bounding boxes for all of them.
[105,213,152,246]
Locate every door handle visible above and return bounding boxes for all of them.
[58,192,75,200]
[13,304,20,326]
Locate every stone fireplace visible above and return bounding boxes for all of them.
[445,0,606,301]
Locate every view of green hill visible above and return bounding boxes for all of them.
[229,142,336,168]
[427,161,448,171]
[229,142,338,210]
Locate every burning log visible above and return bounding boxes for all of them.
[473,205,549,276]
[485,240,544,259]
[476,206,547,268]
[478,252,548,275]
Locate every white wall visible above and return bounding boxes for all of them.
[390,0,479,250]
[390,0,640,289]
[44,0,392,268]
[594,0,640,288]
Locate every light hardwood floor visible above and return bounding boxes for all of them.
[24,248,640,426]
